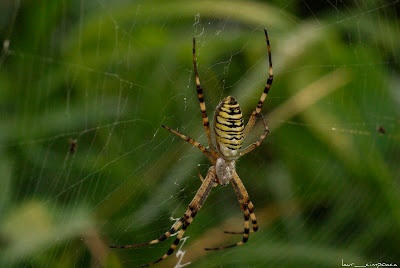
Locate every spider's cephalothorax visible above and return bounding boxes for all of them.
[215,157,235,186]
[111,30,273,267]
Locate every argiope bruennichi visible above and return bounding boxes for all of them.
[111,29,273,267]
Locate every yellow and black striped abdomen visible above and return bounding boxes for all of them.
[214,96,244,158]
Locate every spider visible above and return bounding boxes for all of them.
[110,29,273,267]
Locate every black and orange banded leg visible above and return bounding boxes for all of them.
[243,29,273,138]
[231,172,259,234]
[248,201,258,232]
[205,204,251,250]
[161,124,214,163]
[205,171,256,250]
[113,167,216,267]
[224,201,258,234]
[240,113,270,157]
[193,38,215,152]
[198,172,218,187]
[142,167,216,266]
[110,217,183,249]
[142,213,194,267]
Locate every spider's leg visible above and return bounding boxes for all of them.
[161,125,214,163]
[224,202,258,234]
[205,171,257,250]
[193,38,215,152]
[141,167,216,267]
[240,113,269,157]
[229,173,259,233]
[248,201,258,232]
[205,205,250,250]
[198,172,204,182]
[198,172,218,187]
[243,29,273,139]
[223,230,254,234]
[141,221,191,267]
[110,218,183,249]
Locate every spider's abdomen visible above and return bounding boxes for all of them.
[214,96,244,158]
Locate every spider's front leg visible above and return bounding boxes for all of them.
[243,29,273,137]
[239,30,272,158]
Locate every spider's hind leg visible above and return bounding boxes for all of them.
[205,171,257,250]
[139,167,217,266]
[224,201,258,234]
[110,217,184,249]
[198,172,218,187]
[205,204,251,250]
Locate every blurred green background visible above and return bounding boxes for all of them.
[0,0,399,267]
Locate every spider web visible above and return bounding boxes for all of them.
[0,0,399,267]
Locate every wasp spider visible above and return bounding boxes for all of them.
[110,29,273,267]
